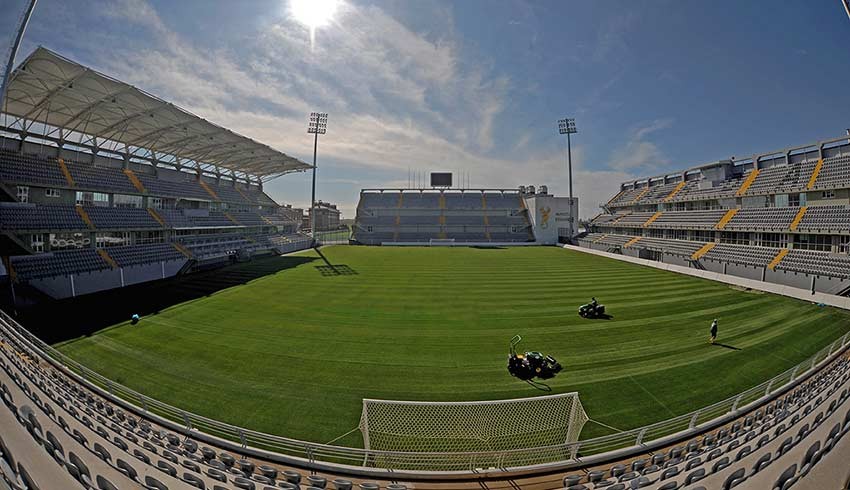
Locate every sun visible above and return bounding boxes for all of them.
[289,0,340,29]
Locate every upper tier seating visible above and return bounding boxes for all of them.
[796,206,850,233]
[0,204,86,231]
[0,149,67,188]
[64,161,138,194]
[811,155,850,190]
[650,210,727,229]
[724,207,799,231]
[0,149,280,206]
[84,207,162,229]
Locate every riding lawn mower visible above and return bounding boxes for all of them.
[507,335,562,391]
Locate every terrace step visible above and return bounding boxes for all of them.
[664,181,686,202]
[198,179,219,200]
[146,208,166,227]
[806,158,824,190]
[224,212,241,226]
[172,242,193,259]
[691,242,716,260]
[736,169,760,196]
[715,209,739,230]
[57,158,75,187]
[75,205,95,230]
[789,206,808,231]
[768,248,789,270]
[96,248,119,269]
[643,212,663,227]
[623,236,642,248]
[631,187,650,204]
[123,169,146,193]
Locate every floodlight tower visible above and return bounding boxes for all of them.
[1,0,38,112]
[558,118,577,200]
[307,112,327,245]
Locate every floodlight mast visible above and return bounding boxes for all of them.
[558,118,577,200]
[307,112,328,245]
[1,0,38,115]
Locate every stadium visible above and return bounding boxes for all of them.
[1,2,850,490]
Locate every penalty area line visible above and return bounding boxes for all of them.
[587,418,624,433]
[325,426,361,445]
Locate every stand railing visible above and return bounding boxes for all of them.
[0,306,847,477]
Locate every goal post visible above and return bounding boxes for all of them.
[359,393,588,467]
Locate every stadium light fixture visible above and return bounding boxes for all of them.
[557,118,577,200]
[843,0,850,22]
[308,112,328,244]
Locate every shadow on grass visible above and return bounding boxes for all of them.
[468,246,507,250]
[9,255,316,344]
[712,343,743,351]
[313,248,358,276]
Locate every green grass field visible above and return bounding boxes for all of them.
[54,246,850,447]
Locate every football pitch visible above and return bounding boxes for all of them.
[54,246,850,447]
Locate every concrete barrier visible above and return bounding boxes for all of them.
[563,244,850,311]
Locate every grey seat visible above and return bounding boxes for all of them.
[116,459,139,482]
[332,479,353,490]
[96,475,120,490]
[723,468,746,489]
[774,464,798,490]
[182,472,206,489]
[233,476,256,490]
[684,468,705,486]
[307,475,327,488]
[144,475,169,490]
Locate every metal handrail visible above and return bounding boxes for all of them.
[0,307,847,476]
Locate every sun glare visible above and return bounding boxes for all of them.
[290,0,340,29]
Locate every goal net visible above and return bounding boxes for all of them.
[359,393,588,468]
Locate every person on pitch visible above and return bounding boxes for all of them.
[709,318,718,344]
[590,297,598,308]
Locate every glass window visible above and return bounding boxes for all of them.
[113,194,143,208]
[775,194,789,207]
[95,231,131,248]
[136,231,164,244]
[793,234,831,251]
[149,197,162,209]
[30,233,44,253]
[45,188,61,198]
[721,231,748,245]
[757,233,786,248]
[16,186,29,203]
[822,190,836,199]
[76,191,109,206]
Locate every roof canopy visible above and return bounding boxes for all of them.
[1,47,311,180]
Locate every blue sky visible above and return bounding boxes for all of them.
[2,0,849,218]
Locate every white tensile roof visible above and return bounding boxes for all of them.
[2,47,311,179]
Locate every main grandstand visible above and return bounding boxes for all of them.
[582,134,850,296]
[353,185,577,245]
[0,48,312,299]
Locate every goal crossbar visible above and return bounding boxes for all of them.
[359,393,588,462]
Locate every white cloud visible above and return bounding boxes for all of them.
[23,0,632,220]
[607,118,674,173]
